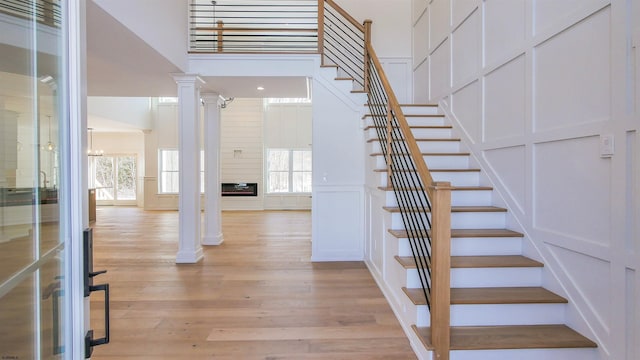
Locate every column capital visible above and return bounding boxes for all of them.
[171,73,205,87]
[201,92,221,105]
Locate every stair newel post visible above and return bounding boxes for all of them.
[430,181,452,360]
[363,20,372,93]
[385,103,393,186]
[317,0,325,60]
[217,20,224,52]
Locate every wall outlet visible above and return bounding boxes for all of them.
[600,134,614,158]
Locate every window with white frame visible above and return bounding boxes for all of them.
[159,149,179,193]
[158,149,205,193]
[267,149,312,193]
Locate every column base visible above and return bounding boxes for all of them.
[175,248,204,263]
[202,233,224,246]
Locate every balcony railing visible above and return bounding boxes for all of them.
[0,0,61,27]
[189,0,318,53]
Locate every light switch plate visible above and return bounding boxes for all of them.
[600,134,614,157]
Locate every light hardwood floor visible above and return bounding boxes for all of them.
[90,207,416,359]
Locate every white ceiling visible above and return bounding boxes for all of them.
[86,0,309,99]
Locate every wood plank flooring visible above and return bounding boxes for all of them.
[90,207,416,359]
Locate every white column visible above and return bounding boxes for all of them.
[173,74,205,263]
[201,93,224,245]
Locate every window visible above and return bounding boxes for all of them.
[158,149,205,194]
[159,149,179,193]
[267,149,312,193]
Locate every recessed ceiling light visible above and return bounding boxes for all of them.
[257,86,265,91]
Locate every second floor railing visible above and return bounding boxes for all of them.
[189,0,318,53]
[0,0,61,27]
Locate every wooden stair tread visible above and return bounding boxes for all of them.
[364,125,452,130]
[320,64,339,68]
[402,287,567,306]
[367,137,460,143]
[399,104,438,107]
[378,186,492,191]
[388,228,524,238]
[383,205,506,213]
[412,325,597,350]
[362,114,444,119]
[370,152,470,156]
[395,255,542,269]
[335,77,354,81]
[373,168,481,173]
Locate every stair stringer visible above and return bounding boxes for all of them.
[362,116,434,359]
[439,101,606,357]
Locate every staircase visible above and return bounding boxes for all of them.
[362,103,598,359]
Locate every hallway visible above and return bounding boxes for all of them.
[90,207,416,359]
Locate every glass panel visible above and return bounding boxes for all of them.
[95,156,114,200]
[1,0,67,357]
[116,156,136,200]
[0,272,36,359]
[293,172,312,193]
[40,254,64,359]
[161,172,179,193]
[0,1,37,283]
[268,172,289,193]
[292,150,312,171]
[268,150,289,171]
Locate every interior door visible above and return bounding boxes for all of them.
[0,0,68,358]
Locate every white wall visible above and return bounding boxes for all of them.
[88,97,152,131]
[91,0,188,71]
[311,71,366,261]
[412,1,639,359]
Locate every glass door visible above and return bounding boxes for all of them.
[92,155,137,205]
[0,0,70,358]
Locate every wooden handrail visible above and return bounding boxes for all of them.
[324,0,365,32]
[364,42,436,200]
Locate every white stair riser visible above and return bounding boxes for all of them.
[372,155,470,169]
[449,348,598,360]
[370,140,461,153]
[412,303,566,327]
[378,172,481,188]
[405,267,542,288]
[450,303,566,326]
[364,116,446,127]
[334,79,355,93]
[400,106,440,116]
[390,211,506,230]
[452,267,542,288]
[397,237,523,257]
[451,237,523,256]
[424,155,469,169]
[430,171,480,187]
[385,189,492,207]
[365,127,452,139]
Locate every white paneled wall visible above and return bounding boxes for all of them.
[220,98,264,210]
[412,0,639,359]
[263,102,312,210]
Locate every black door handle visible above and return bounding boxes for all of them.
[85,283,110,358]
